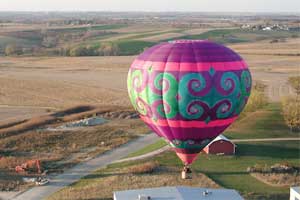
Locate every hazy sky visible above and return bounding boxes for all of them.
[1,0,300,12]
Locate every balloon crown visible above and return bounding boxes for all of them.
[168,39,208,43]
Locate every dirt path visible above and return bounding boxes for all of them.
[11,133,159,200]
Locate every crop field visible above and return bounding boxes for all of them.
[0,14,299,199]
[0,36,298,113]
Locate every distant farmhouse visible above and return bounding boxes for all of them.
[203,135,235,155]
[241,23,289,31]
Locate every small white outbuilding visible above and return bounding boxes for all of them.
[114,186,244,200]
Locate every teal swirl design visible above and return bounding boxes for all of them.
[180,73,211,97]
[150,72,178,119]
[234,70,252,115]
[216,72,240,96]
[241,70,252,94]
[128,68,251,121]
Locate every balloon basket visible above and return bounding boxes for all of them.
[181,165,192,179]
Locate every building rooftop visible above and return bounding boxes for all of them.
[114,186,244,200]
[207,134,233,146]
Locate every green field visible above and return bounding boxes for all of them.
[127,103,300,157]
[48,24,128,33]
[0,35,41,49]
[50,140,298,200]
[49,102,300,200]
[2,25,299,56]
[100,29,300,56]
[172,29,300,44]
[114,40,156,55]
[225,104,300,139]
[151,140,299,199]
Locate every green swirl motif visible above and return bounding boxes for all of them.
[234,70,252,115]
[128,68,251,120]
[151,72,178,119]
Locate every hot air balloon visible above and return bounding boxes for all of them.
[127,40,251,176]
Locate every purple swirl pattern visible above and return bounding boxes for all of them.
[212,99,233,119]
[184,100,210,120]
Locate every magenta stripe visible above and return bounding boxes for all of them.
[131,59,247,72]
[140,116,237,128]
[145,122,230,141]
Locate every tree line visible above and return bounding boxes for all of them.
[4,42,120,57]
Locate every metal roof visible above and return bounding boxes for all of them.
[114,186,244,200]
[207,134,234,146]
[291,186,300,194]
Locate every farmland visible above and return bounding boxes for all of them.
[48,102,300,200]
[0,11,299,200]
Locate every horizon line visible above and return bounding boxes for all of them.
[0,10,300,14]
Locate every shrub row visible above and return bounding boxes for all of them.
[281,96,300,131]
[288,76,300,94]
[243,82,268,114]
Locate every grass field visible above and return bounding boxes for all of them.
[48,141,299,200]
[0,35,40,50]
[48,102,299,200]
[48,24,128,33]
[225,104,300,139]
[72,28,300,56]
[48,161,219,200]
[114,40,156,55]
[1,19,300,57]
[173,29,300,44]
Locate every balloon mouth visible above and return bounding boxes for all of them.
[175,152,199,165]
[169,39,208,44]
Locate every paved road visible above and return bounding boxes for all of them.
[114,145,171,163]
[12,133,159,200]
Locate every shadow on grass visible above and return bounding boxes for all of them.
[236,143,300,159]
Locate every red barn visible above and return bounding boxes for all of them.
[203,135,235,155]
